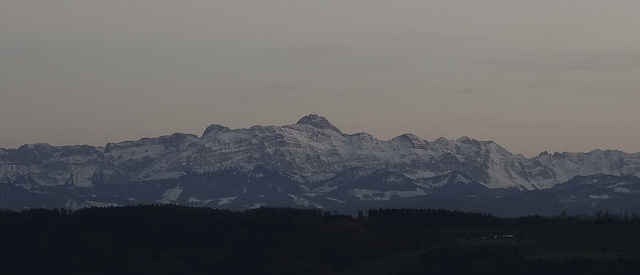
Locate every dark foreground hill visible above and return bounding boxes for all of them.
[1,205,639,274]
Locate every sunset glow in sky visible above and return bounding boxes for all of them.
[2,1,639,156]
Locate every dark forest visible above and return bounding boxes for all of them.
[1,205,639,274]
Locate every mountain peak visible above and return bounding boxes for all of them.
[201,124,231,137]
[296,114,341,133]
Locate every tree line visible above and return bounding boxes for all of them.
[1,205,639,274]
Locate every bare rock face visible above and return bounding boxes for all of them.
[296,114,342,133]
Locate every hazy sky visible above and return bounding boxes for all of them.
[2,1,639,156]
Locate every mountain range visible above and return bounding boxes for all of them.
[1,114,639,216]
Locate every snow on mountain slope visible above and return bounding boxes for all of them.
[1,115,640,192]
[0,143,107,188]
[521,150,640,189]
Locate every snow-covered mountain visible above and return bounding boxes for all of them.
[1,114,639,214]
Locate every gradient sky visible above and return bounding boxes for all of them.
[2,1,639,156]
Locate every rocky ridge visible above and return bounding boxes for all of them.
[1,114,639,214]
